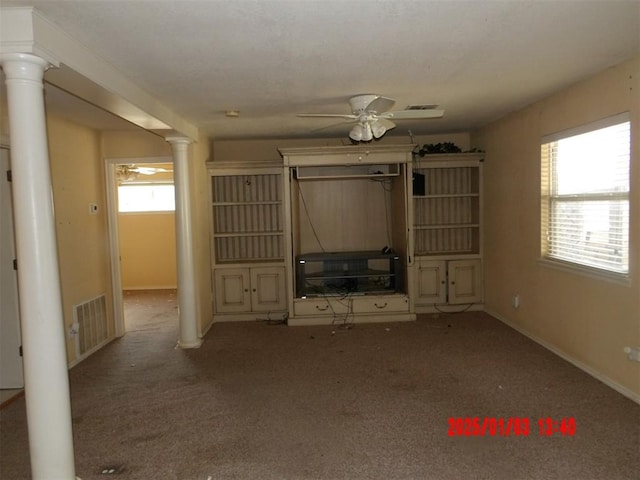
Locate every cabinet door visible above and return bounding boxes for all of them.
[250,266,286,312]
[416,260,447,305]
[214,268,251,313]
[448,259,482,305]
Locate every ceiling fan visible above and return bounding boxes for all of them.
[297,94,444,142]
[116,164,171,182]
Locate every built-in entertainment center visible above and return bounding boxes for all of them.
[207,144,483,325]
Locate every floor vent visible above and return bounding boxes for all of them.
[74,294,108,355]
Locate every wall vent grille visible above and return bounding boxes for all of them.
[74,294,108,355]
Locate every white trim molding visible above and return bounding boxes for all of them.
[487,308,640,405]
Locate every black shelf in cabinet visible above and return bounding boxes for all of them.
[296,250,403,298]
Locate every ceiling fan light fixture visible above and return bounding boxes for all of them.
[349,124,364,141]
[361,122,373,142]
[298,94,444,142]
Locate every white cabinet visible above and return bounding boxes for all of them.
[280,145,417,326]
[410,153,484,312]
[416,259,482,306]
[208,162,288,322]
[214,266,286,315]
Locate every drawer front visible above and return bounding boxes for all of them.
[293,298,350,316]
[352,295,409,314]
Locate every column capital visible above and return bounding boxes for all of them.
[0,52,50,81]
[165,136,193,146]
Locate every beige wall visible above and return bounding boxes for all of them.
[190,133,213,335]
[212,133,471,162]
[118,212,177,289]
[101,130,172,158]
[47,115,113,364]
[472,56,639,400]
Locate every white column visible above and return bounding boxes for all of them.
[167,137,202,348]
[0,53,76,479]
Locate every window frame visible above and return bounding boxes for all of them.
[540,112,631,284]
[117,182,176,214]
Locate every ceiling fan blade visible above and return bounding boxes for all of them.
[310,120,358,133]
[135,167,169,175]
[379,109,445,120]
[375,118,396,130]
[297,113,358,120]
[365,96,395,113]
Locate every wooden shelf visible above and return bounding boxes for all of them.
[414,193,479,199]
[415,224,480,230]
[213,200,282,206]
[214,231,283,238]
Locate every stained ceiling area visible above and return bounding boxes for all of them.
[2,1,639,141]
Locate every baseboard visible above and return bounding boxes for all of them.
[486,308,640,405]
[200,318,214,337]
[68,336,116,370]
[122,286,177,291]
[415,303,484,314]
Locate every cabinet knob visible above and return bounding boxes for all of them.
[252,288,257,292]
[244,289,249,292]
[374,302,388,309]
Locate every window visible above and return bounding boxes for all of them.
[541,113,630,277]
[118,184,175,213]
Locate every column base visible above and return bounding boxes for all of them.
[177,338,203,349]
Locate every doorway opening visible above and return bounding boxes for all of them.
[105,157,177,335]
[0,146,24,405]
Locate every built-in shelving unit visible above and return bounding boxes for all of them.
[206,148,484,323]
[413,161,480,256]
[211,171,284,263]
[410,153,484,311]
[208,163,288,322]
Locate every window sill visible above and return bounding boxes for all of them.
[538,257,631,286]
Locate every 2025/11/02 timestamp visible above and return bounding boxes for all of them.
[447,417,577,437]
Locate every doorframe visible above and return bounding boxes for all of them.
[104,156,173,337]
[0,142,24,389]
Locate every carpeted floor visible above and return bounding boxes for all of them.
[1,289,638,479]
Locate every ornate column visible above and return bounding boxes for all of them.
[0,53,76,479]
[166,137,202,348]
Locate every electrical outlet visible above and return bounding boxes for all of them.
[623,346,640,362]
[69,322,79,337]
[511,294,520,309]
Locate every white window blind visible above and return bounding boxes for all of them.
[540,113,630,276]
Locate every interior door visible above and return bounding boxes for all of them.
[0,147,24,388]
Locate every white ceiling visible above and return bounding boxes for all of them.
[3,1,640,141]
